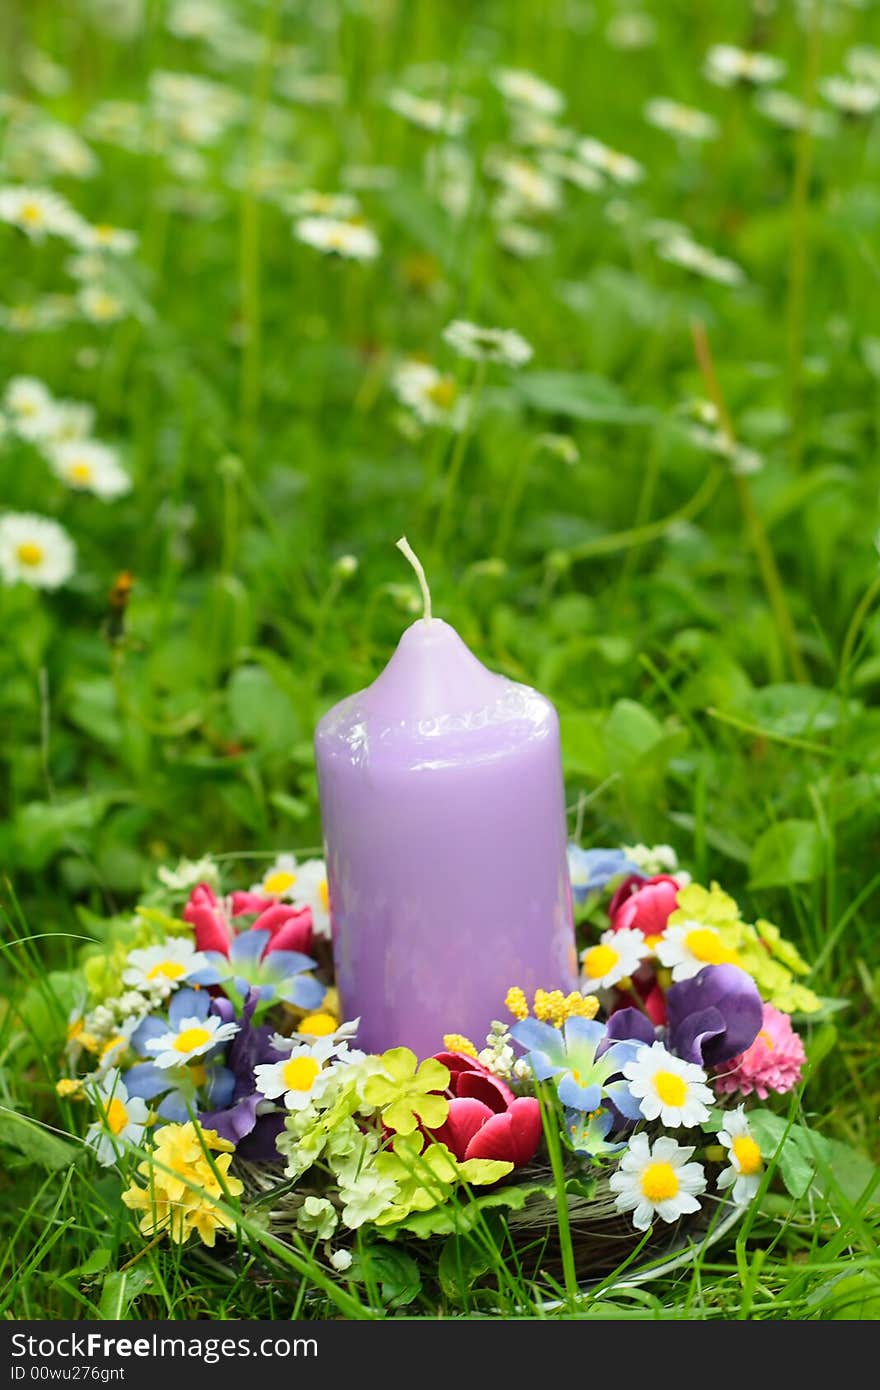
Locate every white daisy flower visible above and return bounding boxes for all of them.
[0,185,81,240]
[655,921,738,981]
[77,284,127,323]
[3,376,57,440]
[622,842,679,875]
[158,855,220,892]
[147,1013,239,1069]
[277,71,345,107]
[282,190,360,219]
[704,45,786,88]
[254,1037,344,1110]
[623,1041,714,1127]
[510,114,573,151]
[75,222,139,255]
[686,421,763,476]
[0,512,75,589]
[609,1132,707,1231]
[485,152,561,213]
[754,89,834,136]
[846,45,880,88]
[493,68,565,117]
[122,937,211,994]
[656,233,745,286]
[386,88,468,136]
[606,12,657,51]
[272,1016,360,1050]
[496,222,548,259]
[294,216,379,261]
[251,853,300,900]
[580,928,649,993]
[820,75,880,117]
[540,151,604,192]
[645,98,719,141]
[443,319,533,367]
[49,439,131,499]
[717,1107,764,1205]
[576,137,644,185]
[85,1070,149,1167]
[290,858,332,940]
[391,361,467,429]
[42,399,95,444]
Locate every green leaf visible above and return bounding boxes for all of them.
[355,1245,421,1308]
[737,684,860,738]
[98,1268,153,1320]
[603,699,664,772]
[226,664,301,751]
[515,371,655,425]
[560,710,607,780]
[748,819,823,889]
[12,794,118,870]
[77,1249,113,1277]
[0,1109,79,1170]
[438,1234,493,1305]
[825,1274,880,1319]
[389,1182,554,1238]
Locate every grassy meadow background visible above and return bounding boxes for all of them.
[1,0,879,1318]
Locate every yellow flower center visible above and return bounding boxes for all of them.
[147,960,186,982]
[281,1056,321,1091]
[68,460,93,484]
[263,869,296,895]
[20,202,44,225]
[685,928,725,963]
[91,292,120,318]
[757,1029,774,1050]
[298,1012,338,1038]
[16,541,44,567]
[426,377,457,409]
[94,224,114,242]
[583,943,619,979]
[640,1161,680,1203]
[174,1026,212,1054]
[318,878,329,911]
[732,1134,762,1175]
[326,228,350,250]
[105,1097,129,1135]
[654,1071,687,1107]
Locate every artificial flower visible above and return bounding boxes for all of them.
[566,1105,625,1161]
[609,1132,706,1231]
[296,1195,338,1239]
[717,1107,764,1205]
[622,1041,714,1128]
[362,1048,450,1135]
[85,1069,149,1166]
[288,859,332,941]
[0,512,75,589]
[146,1011,239,1069]
[510,1015,641,1119]
[198,989,285,1157]
[714,1004,806,1100]
[655,921,740,980]
[581,928,649,993]
[568,846,640,903]
[122,1122,243,1246]
[609,873,680,937]
[429,1050,541,1166]
[184,881,314,958]
[191,928,324,1010]
[250,854,300,899]
[665,963,763,1067]
[122,937,211,995]
[254,1036,345,1111]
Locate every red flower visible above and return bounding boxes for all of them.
[183,882,313,959]
[609,874,680,938]
[428,1052,541,1168]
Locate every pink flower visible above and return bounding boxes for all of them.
[713,1004,805,1100]
[609,874,680,938]
[183,882,313,959]
[428,1052,542,1168]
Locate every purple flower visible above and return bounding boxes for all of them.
[666,964,763,1068]
[602,1007,657,1049]
[199,988,286,1158]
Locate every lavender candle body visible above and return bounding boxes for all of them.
[314,617,578,1057]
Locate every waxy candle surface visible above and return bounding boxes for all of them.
[314,617,578,1056]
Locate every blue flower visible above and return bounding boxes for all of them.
[567,846,641,904]
[510,1015,642,1119]
[191,928,325,1010]
[125,988,234,1122]
[565,1106,626,1161]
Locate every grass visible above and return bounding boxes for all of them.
[1,0,879,1319]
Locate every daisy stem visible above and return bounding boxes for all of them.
[537,1081,579,1307]
[432,359,486,560]
[691,320,807,683]
[238,0,282,466]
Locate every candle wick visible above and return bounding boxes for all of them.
[396,536,433,623]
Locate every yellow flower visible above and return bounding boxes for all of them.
[442,1033,478,1058]
[504,987,529,1021]
[121,1122,244,1247]
[362,1048,449,1135]
[56,1078,85,1099]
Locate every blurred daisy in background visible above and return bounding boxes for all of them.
[576,137,644,185]
[294,216,379,260]
[443,319,533,367]
[392,360,467,429]
[493,68,565,117]
[49,439,132,499]
[0,185,82,241]
[820,75,880,118]
[4,376,57,440]
[754,89,834,135]
[655,232,745,287]
[645,97,718,141]
[0,512,75,589]
[387,88,468,136]
[704,44,785,88]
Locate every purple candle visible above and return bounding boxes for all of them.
[314,540,578,1057]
